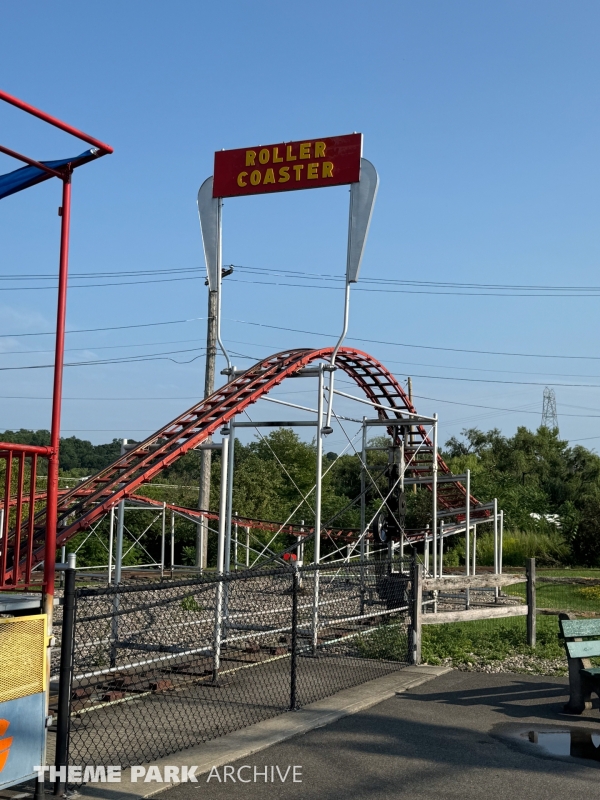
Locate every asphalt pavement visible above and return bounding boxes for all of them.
[164,671,600,800]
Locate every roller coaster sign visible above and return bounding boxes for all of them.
[213,133,362,197]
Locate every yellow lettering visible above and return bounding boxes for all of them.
[286,145,297,161]
[237,171,248,187]
[250,170,262,186]
[263,168,275,184]
[322,162,334,178]
[245,151,256,166]
[259,148,270,164]
[272,147,283,163]
[278,166,290,182]
[293,164,304,180]
[314,141,326,158]
[307,162,319,180]
[299,142,311,159]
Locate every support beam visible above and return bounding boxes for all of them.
[312,368,324,653]
[224,417,235,574]
[465,469,471,578]
[170,510,175,578]
[212,431,229,682]
[234,420,319,428]
[432,414,438,578]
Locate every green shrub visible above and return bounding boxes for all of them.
[447,529,569,568]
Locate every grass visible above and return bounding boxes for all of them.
[421,616,564,667]
[509,582,600,614]
[538,568,600,577]
[357,614,600,675]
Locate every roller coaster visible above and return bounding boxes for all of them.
[1,345,494,586]
[0,92,499,595]
[0,90,513,796]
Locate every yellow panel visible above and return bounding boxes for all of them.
[0,614,46,703]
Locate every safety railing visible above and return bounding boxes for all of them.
[0,442,52,589]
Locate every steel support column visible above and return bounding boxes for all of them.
[432,414,438,578]
[44,174,72,622]
[212,434,229,681]
[312,367,324,654]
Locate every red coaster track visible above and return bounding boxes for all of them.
[3,346,488,580]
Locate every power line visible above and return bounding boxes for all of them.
[0,317,205,339]
[233,265,600,292]
[230,319,600,362]
[0,346,254,372]
[2,392,598,418]
[0,336,206,356]
[0,335,262,358]
[3,271,600,296]
[0,275,204,291]
[228,277,600,298]
[2,313,600,366]
[413,393,600,418]
[5,261,600,295]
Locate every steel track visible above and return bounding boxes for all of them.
[5,346,488,576]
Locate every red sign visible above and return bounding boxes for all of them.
[213,133,362,198]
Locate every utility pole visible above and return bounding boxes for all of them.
[196,288,217,569]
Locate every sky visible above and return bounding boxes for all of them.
[1,0,600,455]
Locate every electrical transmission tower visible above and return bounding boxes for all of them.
[541,387,559,431]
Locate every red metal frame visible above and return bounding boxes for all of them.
[0,90,113,154]
[0,444,51,588]
[0,89,112,601]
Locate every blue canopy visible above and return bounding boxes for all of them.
[0,150,94,200]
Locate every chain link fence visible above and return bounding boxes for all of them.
[52,556,414,773]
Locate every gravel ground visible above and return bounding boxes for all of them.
[431,655,568,676]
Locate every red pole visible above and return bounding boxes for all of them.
[26,453,37,585]
[44,173,72,614]
[0,89,113,154]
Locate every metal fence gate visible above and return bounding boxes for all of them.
[53,557,415,771]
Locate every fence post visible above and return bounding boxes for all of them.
[54,553,77,796]
[411,560,423,665]
[290,566,299,710]
[526,557,536,648]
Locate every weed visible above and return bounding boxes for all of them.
[180,595,203,612]
[578,585,600,602]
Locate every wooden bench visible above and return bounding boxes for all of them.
[559,615,600,714]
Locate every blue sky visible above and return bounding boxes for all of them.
[1,1,600,452]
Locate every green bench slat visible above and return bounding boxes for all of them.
[566,640,600,659]
[581,668,600,678]
[560,619,600,638]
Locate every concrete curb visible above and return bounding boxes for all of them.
[78,666,451,800]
